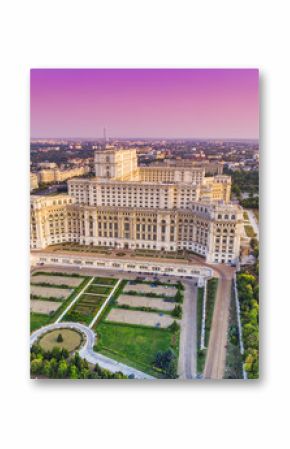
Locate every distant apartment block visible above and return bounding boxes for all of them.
[37,166,89,184]
[30,173,39,191]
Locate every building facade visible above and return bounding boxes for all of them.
[30,173,39,191]
[31,148,243,264]
[37,166,89,184]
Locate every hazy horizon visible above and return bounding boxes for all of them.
[31,136,259,142]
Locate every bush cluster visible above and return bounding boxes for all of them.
[241,197,259,209]
[174,290,183,303]
[237,271,259,379]
[204,278,218,346]
[172,304,182,318]
[154,348,177,379]
[30,345,128,379]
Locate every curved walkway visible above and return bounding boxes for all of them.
[30,322,154,380]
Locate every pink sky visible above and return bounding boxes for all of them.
[30,69,259,139]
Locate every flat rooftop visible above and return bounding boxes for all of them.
[32,246,200,266]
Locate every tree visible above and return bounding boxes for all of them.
[154,348,177,378]
[56,333,63,343]
[73,352,82,370]
[79,368,90,379]
[232,184,241,198]
[51,347,63,361]
[177,281,184,291]
[175,290,183,303]
[30,347,128,379]
[31,344,43,358]
[42,360,51,377]
[31,358,43,375]
[250,237,258,250]
[57,360,68,379]
[172,304,182,318]
[169,320,180,333]
[69,365,79,379]
[155,351,163,369]
[166,358,177,379]
[62,348,69,359]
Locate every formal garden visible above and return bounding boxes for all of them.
[47,242,189,261]
[30,271,184,378]
[93,279,184,378]
[30,271,91,332]
[62,277,117,326]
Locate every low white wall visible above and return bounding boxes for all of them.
[30,251,213,279]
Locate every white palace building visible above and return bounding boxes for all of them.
[31,147,243,271]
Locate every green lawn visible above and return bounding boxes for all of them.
[64,293,106,325]
[95,321,179,377]
[244,225,256,238]
[195,279,218,375]
[196,287,206,374]
[204,278,218,347]
[32,271,83,278]
[62,309,92,326]
[87,285,112,295]
[30,313,51,332]
[224,286,243,379]
[253,209,259,223]
[93,277,117,285]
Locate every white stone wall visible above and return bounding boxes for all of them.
[30,251,213,278]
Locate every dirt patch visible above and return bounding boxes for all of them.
[106,308,174,328]
[31,274,84,287]
[117,294,175,311]
[31,285,72,299]
[124,283,177,297]
[30,300,62,314]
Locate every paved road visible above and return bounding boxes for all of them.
[186,255,235,379]
[248,209,259,240]
[30,322,155,380]
[203,266,234,379]
[178,280,197,379]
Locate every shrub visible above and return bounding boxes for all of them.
[57,333,63,343]
[172,305,182,318]
[30,347,128,379]
[174,290,183,303]
[154,348,177,379]
[169,320,180,332]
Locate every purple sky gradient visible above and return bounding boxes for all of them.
[30,69,259,139]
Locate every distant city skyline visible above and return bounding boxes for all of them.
[31,69,259,140]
